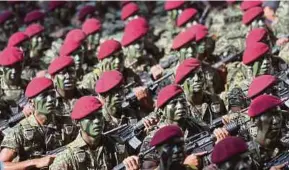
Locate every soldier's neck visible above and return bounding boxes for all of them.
[189,91,204,105]
[34,112,50,125]
[56,88,75,99]
[81,130,101,149]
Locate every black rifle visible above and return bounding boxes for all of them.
[103,113,158,150]
[199,5,211,25]
[185,121,240,154]
[113,146,156,170]
[159,55,178,69]
[122,72,174,109]
[264,150,289,170]
[211,52,242,69]
[0,112,25,132]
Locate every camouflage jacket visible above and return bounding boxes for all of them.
[0,115,65,161]
[49,133,124,170]
[271,1,289,38]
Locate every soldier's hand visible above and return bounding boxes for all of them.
[270,162,288,170]
[222,115,230,125]
[183,151,207,168]
[123,155,140,170]
[213,127,229,144]
[133,86,149,101]
[150,64,164,80]
[143,117,158,131]
[276,37,289,46]
[22,104,34,117]
[34,155,56,168]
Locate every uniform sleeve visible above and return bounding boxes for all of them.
[49,150,76,170]
[1,125,23,153]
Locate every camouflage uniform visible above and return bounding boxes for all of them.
[49,133,123,170]
[271,1,289,38]
[1,114,65,161]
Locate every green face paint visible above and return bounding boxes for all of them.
[33,89,56,115]
[123,40,145,61]
[0,63,22,85]
[53,66,76,90]
[99,51,124,72]
[80,110,104,137]
[162,95,188,122]
[252,56,271,76]
[30,35,44,58]
[71,47,84,71]
[102,87,124,118]
[86,33,100,52]
[182,69,205,96]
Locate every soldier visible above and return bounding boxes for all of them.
[0,11,17,48]
[210,136,260,170]
[78,5,97,23]
[23,9,45,26]
[248,75,278,100]
[0,77,64,169]
[7,31,30,58]
[95,70,154,129]
[59,29,87,81]
[246,95,289,168]
[0,47,28,120]
[174,58,227,125]
[121,17,159,74]
[48,56,82,143]
[81,18,101,68]
[49,96,123,170]
[121,2,140,23]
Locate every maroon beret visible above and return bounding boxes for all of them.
[48,1,66,11]
[71,96,102,120]
[78,5,96,21]
[242,42,269,65]
[25,77,53,99]
[175,58,201,84]
[240,0,262,11]
[164,0,185,11]
[172,28,195,50]
[242,7,264,25]
[120,0,131,7]
[0,47,24,66]
[176,8,198,27]
[246,28,268,46]
[8,31,29,47]
[25,23,44,38]
[24,10,45,25]
[211,137,248,164]
[0,11,14,24]
[121,17,149,47]
[98,40,122,60]
[82,18,101,36]
[121,2,139,21]
[248,75,277,99]
[95,70,124,94]
[157,84,183,108]
[59,41,81,56]
[64,29,86,44]
[248,95,282,117]
[48,56,74,76]
[189,24,208,42]
[150,125,183,147]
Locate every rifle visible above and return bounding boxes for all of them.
[159,55,178,69]
[264,150,289,170]
[185,121,240,154]
[199,5,211,25]
[103,113,158,150]
[0,112,25,132]
[211,52,242,69]
[112,146,156,170]
[122,72,174,109]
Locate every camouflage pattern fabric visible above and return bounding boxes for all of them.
[271,1,289,38]
[1,115,64,161]
[49,133,124,170]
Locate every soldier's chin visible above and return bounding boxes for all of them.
[64,83,75,90]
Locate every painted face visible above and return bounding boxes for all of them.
[158,137,185,169]
[3,18,17,35]
[162,94,188,122]
[79,110,104,137]
[167,9,183,24]
[53,65,76,90]
[86,33,100,52]
[19,40,30,58]
[177,45,194,62]
[30,35,44,58]
[248,18,265,30]
[182,68,205,95]
[123,40,146,61]
[0,63,22,85]
[219,153,256,170]
[99,51,124,72]
[101,86,124,118]
[33,89,56,115]
[71,46,84,71]
[251,55,272,76]
[253,110,282,148]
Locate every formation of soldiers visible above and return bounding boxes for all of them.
[1,0,289,170]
